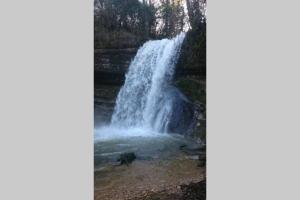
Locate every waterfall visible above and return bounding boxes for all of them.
[110,33,186,133]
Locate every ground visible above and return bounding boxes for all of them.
[94,153,205,200]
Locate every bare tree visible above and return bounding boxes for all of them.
[186,0,206,28]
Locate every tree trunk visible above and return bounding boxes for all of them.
[186,0,194,28]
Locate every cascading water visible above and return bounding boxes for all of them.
[111,33,186,132]
[94,33,187,141]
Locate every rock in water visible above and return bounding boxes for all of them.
[198,153,206,167]
[117,152,136,166]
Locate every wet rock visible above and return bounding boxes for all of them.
[117,152,136,166]
[180,145,205,155]
[180,144,206,167]
[94,48,138,85]
[94,85,121,126]
[164,86,195,135]
[181,180,206,200]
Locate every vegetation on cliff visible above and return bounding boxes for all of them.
[176,22,206,75]
[94,0,155,48]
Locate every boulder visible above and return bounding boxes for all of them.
[164,86,196,135]
[117,152,136,166]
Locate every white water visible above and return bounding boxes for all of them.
[95,33,186,141]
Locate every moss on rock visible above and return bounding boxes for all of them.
[174,78,206,104]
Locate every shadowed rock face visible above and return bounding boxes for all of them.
[94,85,121,127]
[94,48,138,85]
[164,86,195,135]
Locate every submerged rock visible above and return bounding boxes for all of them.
[117,152,136,166]
[186,155,199,160]
[179,144,205,154]
[198,153,206,168]
[180,144,206,168]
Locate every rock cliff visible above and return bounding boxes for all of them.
[94,48,138,85]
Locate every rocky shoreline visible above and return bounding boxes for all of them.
[131,180,206,200]
[94,142,206,200]
[94,155,205,200]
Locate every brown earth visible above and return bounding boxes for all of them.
[94,154,205,200]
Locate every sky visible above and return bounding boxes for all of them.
[138,0,190,31]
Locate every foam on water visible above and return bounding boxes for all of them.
[94,126,168,142]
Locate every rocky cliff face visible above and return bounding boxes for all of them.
[94,48,138,127]
[94,48,138,85]
[174,78,206,143]
[175,24,206,79]
[173,26,206,143]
